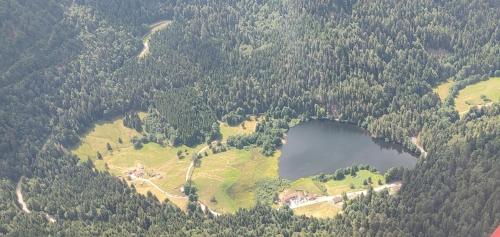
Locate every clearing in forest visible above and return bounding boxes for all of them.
[72,115,201,210]
[455,77,500,114]
[293,201,342,218]
[191,148,280,213]
[219,116,260,141]
[73,113,390,217]
[287,170,385,197]
[433,80,454,101]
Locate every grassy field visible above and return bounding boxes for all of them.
[73,114,388,216]
[293,202,342,218]
[288,170,385,196]
[191,149,280,213]
[455,77,500,114]
[433,80,454,101]
[72,116,201,210]
[73,114,272,213]
[219,116,260,141]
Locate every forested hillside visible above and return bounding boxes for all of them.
[0,0,498,236]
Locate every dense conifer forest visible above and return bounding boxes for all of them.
[0,0,498,236]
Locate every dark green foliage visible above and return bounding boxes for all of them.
[222,108,246,126]
[123,112,143,132]
[255,178,290,206]
[155,88,218,146]
[0,0,498,236]
[385,167,405,183]
[131,136,143,149]
[315,165,373,182]
[227,118,288,155]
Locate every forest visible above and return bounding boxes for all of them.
[0,0,498,236]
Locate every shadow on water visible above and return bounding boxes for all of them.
[371,137,406,154]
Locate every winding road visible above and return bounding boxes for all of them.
[16,177,56,223]
[129,175,220,216]
[130,177,187,199]
[138,20,172,59]
[185,145,211,182]
[16,177,30,214]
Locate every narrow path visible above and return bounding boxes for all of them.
[411,136,428,158]
[185,162,195,183]
[138,20,172,59]
[131,177,187,199]
[16,177,30,214]
[130,176,221,216]
[16,177,56,223]
[199,201,221,217]
[185,145,210,183]
[290,183,401,209]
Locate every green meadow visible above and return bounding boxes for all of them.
[455,77,500,114]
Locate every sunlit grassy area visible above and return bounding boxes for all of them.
[433,80,454,101]
[288,177,326,195]
[73,118,141,162]
[293,202,342,218]
[191,149,280,213]
[219,116,260,141]
[72,116,201,210]
[323,170,385,195]
[73,113,386,215]
[73,114,275,213]
[455,77,500,114]
[288,170,385,196]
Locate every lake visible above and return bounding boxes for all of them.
[279,120,417,180]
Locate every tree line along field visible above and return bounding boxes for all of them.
[454,77,500,114]
[434,77,500,114]
[288,170,385,197]
[192,148,280,213]
[293,202,342,218]
[72,114,199,210]
[433,80,454,101]
[72,113,385,217]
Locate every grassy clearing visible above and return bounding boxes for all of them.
[455,77,500,114]
[72,113,385,215]
[288,178,326,195]
[219,116,260,142]
[293,202,341,218]
[288,170,385,196]
[73,118,141,161]
[191,149,280,213]
[323,170,385,195]
[73,114,268,213]
[72,116,201,210]
[433,80,454,101]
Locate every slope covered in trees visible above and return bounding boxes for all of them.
[0,0,498,236]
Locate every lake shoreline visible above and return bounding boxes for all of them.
[279,118,418,180]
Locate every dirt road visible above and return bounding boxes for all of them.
[138,20,172,59]
[130,175,221,216]
[131,177,187,199]
[16,177,56,223]
[16,177,31,214]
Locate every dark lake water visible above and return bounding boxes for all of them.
[279,120,417,180]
